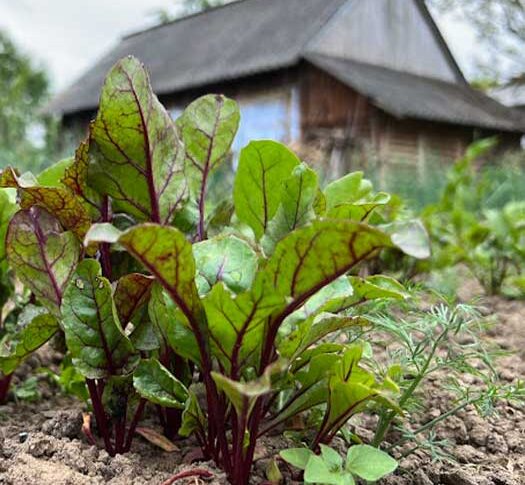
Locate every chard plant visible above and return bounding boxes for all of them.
[1,56,429,483]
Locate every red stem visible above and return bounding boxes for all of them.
[124,398,146,452]
[0,374,12,404]
[231,400,249,485]
[87,379,115,456]
[160,468,214,485]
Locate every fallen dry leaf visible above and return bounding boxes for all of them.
[135,426,179,452]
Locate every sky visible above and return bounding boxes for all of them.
[0,0,480,93]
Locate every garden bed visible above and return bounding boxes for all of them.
[0,290,523,485]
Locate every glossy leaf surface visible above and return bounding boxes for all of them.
[0,306,59,375]
[0,167,91,240]
[7,208,80,315]
[88,56,186,223]
[133,358,188,408]
[193,235,257,294]
[61,259,138,379]
[234,141,300,240]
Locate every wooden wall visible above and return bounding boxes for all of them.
[61,64,522,178]
[298,64,521,179]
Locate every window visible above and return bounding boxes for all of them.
[232,88,300,154]
[168,88,300,164]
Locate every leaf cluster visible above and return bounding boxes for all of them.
[422,138,525,295]
[0,56,430,483]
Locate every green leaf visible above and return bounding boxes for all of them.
[177,94,239,174]
[0,167,92,240]
[0,188,17,271]
[88,56,186,224]
[133,358,188,408]
[193,235,257,294]
[279,314,366,360]
[62,139,102,220]
[324,172,390,222]
[14,376,41,402]
[304,455,341,484]
[328,193,391,222]
[113,273,154,327]
[289,277,353,323]
[345,445,398,481]
[202,281,283,372]
[262,163,318,254]
[211,361,285,419]
[129,316,159,352]
[179,388,207,437]
[260,220,392,306]
[319,346,399,441]
[324,172,373,209]
[320,444,344,471]
[37,158,73,186]
[262,353,339,433]
[0,307,59,375]
[322,276,407,314]
[101,375,137,419]
[386,220,431,259]
[148,283,200,363]
[177,95,239,216]
[212,371,270,419]
[279,448,314,470]
[6,208,81,316]
[206,198,235,235]
[84,223,122,246]
[266,458,283,484]
[234,141,300,239]
[61,259,139,379]
[117,224,203,327]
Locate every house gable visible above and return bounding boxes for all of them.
[307,0,462,83]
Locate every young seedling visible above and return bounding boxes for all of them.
[281,444,398,485]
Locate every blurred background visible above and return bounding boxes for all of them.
[1,0,525,210]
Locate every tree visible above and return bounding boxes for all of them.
[427,0,525,81]
[0,31,54,173]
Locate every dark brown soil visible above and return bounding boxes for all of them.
[0,288,523,485]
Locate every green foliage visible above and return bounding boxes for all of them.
[368,298,523,455]
[6,208,81,316]
[234,140,300,240]
[61,259,139,379]
[14,376,41,402]
[133,358,188,408]
[0,306,59,375]
[423,139,525,295]
[0,31,53,173]
[281,444,397,484]
[1,55,430,481]
[88,56,187,224]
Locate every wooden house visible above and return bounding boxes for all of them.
[46,0,525,178]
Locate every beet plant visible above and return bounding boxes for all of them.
[0,188,54,403]
[1,56,429,483]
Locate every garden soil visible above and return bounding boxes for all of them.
[0,288,523,484]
